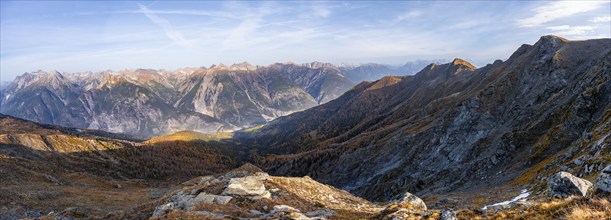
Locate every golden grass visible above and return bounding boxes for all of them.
[567,206,607,220]
[242,124,265,132]
[458,197,611,220]
[147,130,233,143]
[511,155,556,186]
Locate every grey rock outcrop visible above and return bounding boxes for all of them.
[194,193,232,205]
[593,164,611,194]
[396,192,427,210]
[150,164,382,219]
[152,202,175,217]
[441,209,457,220]
[221,175,271,199]
[548,171,593,198]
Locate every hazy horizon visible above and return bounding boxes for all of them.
[1,0,610,82]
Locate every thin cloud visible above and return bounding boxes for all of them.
[590,16,611,23]
[517,1,607,27]
[311,4,332,18]
[223,17,262,49]
[138,4,191,47]
[393,10,422,23]
[447,20,487,30]
[546,25,596,36]
[132,9,236,19]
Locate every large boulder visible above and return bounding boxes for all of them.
[222,175,271,199]
[593,164,611,194]
[397,192,427,210]
[547,171,592,198]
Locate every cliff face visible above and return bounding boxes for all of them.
[239,36,611,201]
[173,65,320,127]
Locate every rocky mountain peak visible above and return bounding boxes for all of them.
[26,69,60,79]
[97,74,128,89]
[533,35,568,52]
[538,35,569,44]
[230,62,257,71]
[302,61,336,69]
[48,69,62,76]
[450,58,476,70]
[209,63,229,70]
[18,70,74,91]
[414,59,475,80]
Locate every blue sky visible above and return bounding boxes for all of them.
[1,0,610,81]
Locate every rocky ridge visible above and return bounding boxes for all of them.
[236,36,611,204]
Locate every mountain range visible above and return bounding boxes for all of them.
[235,36,611,201]
[1,36,609,219]
[0,61,435,137]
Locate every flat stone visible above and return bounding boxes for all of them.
[195,193,216,204]
[304,209,335,217]
[289,212,311,219]
[249,209,263,215]
[222,176,271,199]
[273,205,301,213]
[214,195,233,205]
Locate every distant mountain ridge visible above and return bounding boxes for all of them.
[0,61,436,137]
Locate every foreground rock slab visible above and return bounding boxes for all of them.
[222,175,271,199]
[150,164,383,219]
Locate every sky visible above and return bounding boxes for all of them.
[1,0,610,82]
